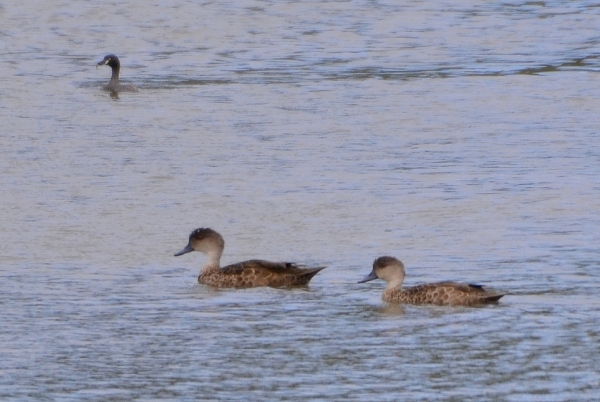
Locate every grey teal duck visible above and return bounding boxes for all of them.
[174,228,326,288]
[359,256,504,306]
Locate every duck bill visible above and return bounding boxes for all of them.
[358,270,378,283]
[174,243,194,256]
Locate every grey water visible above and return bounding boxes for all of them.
[1,0,600,400]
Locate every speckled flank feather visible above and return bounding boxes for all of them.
[174,227,326,288]
[360,256,504,306]
[199,261,326,288]
[383,282,504,306]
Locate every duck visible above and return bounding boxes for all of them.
[97,54,138,93]
[359,256,504,306]
[174,228,326,288]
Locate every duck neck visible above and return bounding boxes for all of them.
[201,248,223,274]
[384,277,404,293]
[109,66,120,84]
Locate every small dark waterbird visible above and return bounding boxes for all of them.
[97,54,138,93]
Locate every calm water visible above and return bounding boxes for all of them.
[1,0,600,400]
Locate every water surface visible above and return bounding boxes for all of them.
[1,0,600,400]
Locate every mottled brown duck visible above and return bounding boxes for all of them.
[174,228,326,288]
[97,54,138,93]
[359,256,504,306]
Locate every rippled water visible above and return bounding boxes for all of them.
[2,0,600,400]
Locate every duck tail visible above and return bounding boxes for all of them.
[298,266,326,284]
[482,294,504,303]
